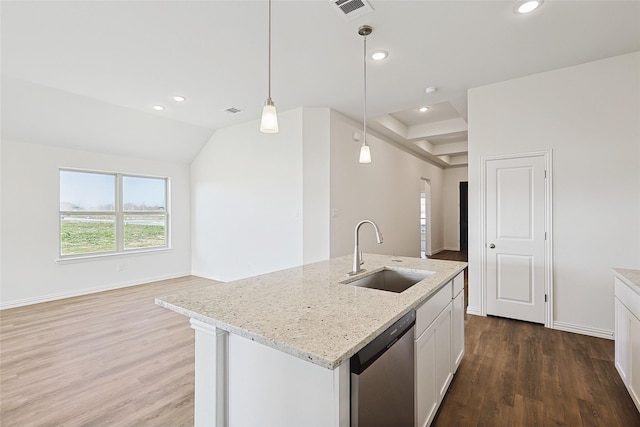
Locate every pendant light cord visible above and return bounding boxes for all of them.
[268,0,272,101]
[363,33,367,146]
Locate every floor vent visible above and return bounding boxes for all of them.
[331,0,373,21]
[224,107,242,114]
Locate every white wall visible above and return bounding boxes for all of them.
[191,107,455,281]
[302,108,331,264]
[328,110,446,258]
[443,167,468,251]
[191,109,306,281]
[468,52,640,336]
[0,140,192,308]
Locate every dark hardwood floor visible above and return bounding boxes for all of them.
[428,250,468,262]
[2,270,639,426]
[434,314,640,426]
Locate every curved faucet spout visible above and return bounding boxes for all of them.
[351,220,383,275]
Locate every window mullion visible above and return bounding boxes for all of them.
[116,174,124,252]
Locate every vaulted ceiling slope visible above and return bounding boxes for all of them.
[2,1,639,165]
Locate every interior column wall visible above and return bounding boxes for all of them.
[191,109,305,282]
[443,167,468,251]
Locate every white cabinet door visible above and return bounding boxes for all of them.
[415,302,453,427]
[452,289,465,372]
[434,305,453,402]
[629,312,640,411]
[415,322,437,427]
[615,297,630,384]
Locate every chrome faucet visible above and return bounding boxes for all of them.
[351,220,383,275]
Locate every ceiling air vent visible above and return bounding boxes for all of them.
[331,0,373,21]
[224,107,242,114]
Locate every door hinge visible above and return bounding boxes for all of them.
[545,231,547,240]
[545,294,548,302]
[544,170,547,178]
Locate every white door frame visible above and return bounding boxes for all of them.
[421,178,432,257]
[480,150,554,328]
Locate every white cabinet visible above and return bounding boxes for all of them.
[452,273,465,372]
[615,297,630,383]
[433,305,453,402]
[630,314,640,411]
[415,315,437,427]
[614,275,640,412]
[414,271,464,427]
[415,301,452,427]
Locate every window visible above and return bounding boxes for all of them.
[60,170,168,257]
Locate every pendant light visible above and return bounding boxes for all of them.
[260,0,279,133]
[358,25,372,163]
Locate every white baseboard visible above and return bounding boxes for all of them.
[552,321,614,340]
[443,246,461,251]
[428,247,445,256]
[0,271,191,310]
[466,306,482,316]
[190,270,225,283]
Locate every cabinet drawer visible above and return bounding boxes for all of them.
[452,272,464,298]
[616,278,640,320]
[416,282,452,338]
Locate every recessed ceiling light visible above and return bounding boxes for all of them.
[153,105,165,111]
[370,50,388,61]
[514,0,543,14]
[173,96,186,102]
[425,86,438,94]
[418,106,430,113]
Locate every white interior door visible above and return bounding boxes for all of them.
[485,154,547,324]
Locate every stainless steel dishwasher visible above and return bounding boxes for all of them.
[350,310,416,427]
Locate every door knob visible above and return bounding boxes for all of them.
[489,243,495,249]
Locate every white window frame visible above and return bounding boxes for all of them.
[59,169,170,259]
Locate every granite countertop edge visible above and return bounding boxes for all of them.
[156,254,467,370]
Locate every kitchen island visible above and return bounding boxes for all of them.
[157,254,467,427]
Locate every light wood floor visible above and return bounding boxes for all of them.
[2,273,639,426]
[0,276,215,426]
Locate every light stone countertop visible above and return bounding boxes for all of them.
[156,254,467,370]
[613,268,640,295]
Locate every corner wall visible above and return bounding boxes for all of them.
[0,140,192,308]
[468,52,640,336]
[190,109,306,281]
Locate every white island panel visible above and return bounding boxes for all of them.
[228,333,349,427]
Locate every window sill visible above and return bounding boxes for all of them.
[56,247,172,264]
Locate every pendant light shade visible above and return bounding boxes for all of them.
[260,98,279,133]
[260,0,279,133]
[358,25,372,164]
[359,144,372,164]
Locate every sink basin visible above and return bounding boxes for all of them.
[342,268,433,293]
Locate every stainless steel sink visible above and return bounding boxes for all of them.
[342,268,433,293]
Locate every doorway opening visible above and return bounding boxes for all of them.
[420,179,431,258]
[459,182,468,252]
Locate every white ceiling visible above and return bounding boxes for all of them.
[2,1,639,165]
